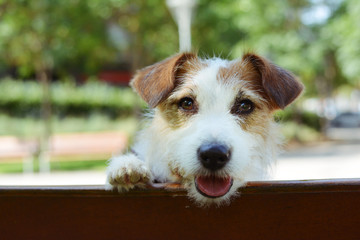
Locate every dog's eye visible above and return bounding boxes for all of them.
[237,99,254,114]
[179,97,195,111]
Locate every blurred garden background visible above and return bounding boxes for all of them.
[0,0,359,182]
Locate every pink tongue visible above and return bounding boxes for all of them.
[195,176,232,198]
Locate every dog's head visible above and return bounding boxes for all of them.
[131,52,303,206]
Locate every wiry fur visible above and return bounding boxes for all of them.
[106,52,303,207]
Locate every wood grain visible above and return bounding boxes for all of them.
[1,179,359,240]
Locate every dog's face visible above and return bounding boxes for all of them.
[132,53,303,206]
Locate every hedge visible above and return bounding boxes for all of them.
[0,78,143,117]
[275,108,321,131]
[0,78,320,131]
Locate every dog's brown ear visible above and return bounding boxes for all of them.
[130,52,197,108]
[242,53,304,110]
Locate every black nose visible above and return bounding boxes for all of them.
[197,144,231,171]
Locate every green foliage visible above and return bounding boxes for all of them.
[0,78,142,117]
[275,108,321,131]
[190,0,359,98]
[276,107,322,143]
[0,113,138,138]
[0,0,358,100]
[0,0,117,77]
[0,0,178,77]
[323,0,360,84]
[281,121,320,143]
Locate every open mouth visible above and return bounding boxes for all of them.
[195,175,233,198]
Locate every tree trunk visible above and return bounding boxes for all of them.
[37,68,52,173]
[315,52,336,139]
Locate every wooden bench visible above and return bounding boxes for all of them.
[49,131,128,161]
[0,136,34,161]
[0,132,127,164]
[1,179,359,240]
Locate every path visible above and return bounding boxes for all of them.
[1,140,360,186]
[274,140,360,180]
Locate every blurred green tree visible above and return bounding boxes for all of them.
[0,0,358,145]
[0,0,118,171]
[324,0,360,87]
[0,0,357,93]
[0,0,179,171]
[0,0,117,78]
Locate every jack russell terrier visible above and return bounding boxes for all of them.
[106,52,303,206]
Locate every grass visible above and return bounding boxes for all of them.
[0,162,23,174]
[51,159,107,172]
[0,159,107,174]
[0,114,139,173]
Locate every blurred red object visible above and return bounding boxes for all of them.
[98,71,132,85]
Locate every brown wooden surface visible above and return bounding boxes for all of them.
[1,179,360,240]
[0,132,127,162]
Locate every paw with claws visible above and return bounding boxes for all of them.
[106,154,151,191]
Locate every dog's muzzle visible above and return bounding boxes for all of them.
[195,143,233,198]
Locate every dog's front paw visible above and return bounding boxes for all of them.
[106,154,151,191]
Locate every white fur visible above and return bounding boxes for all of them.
[107,57,282,206]
[106,154,150,191]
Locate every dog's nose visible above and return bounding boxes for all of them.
[197,144,231,171]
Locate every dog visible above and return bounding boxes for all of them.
[106,52,303,206]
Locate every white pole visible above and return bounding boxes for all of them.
[166,0,197,52]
